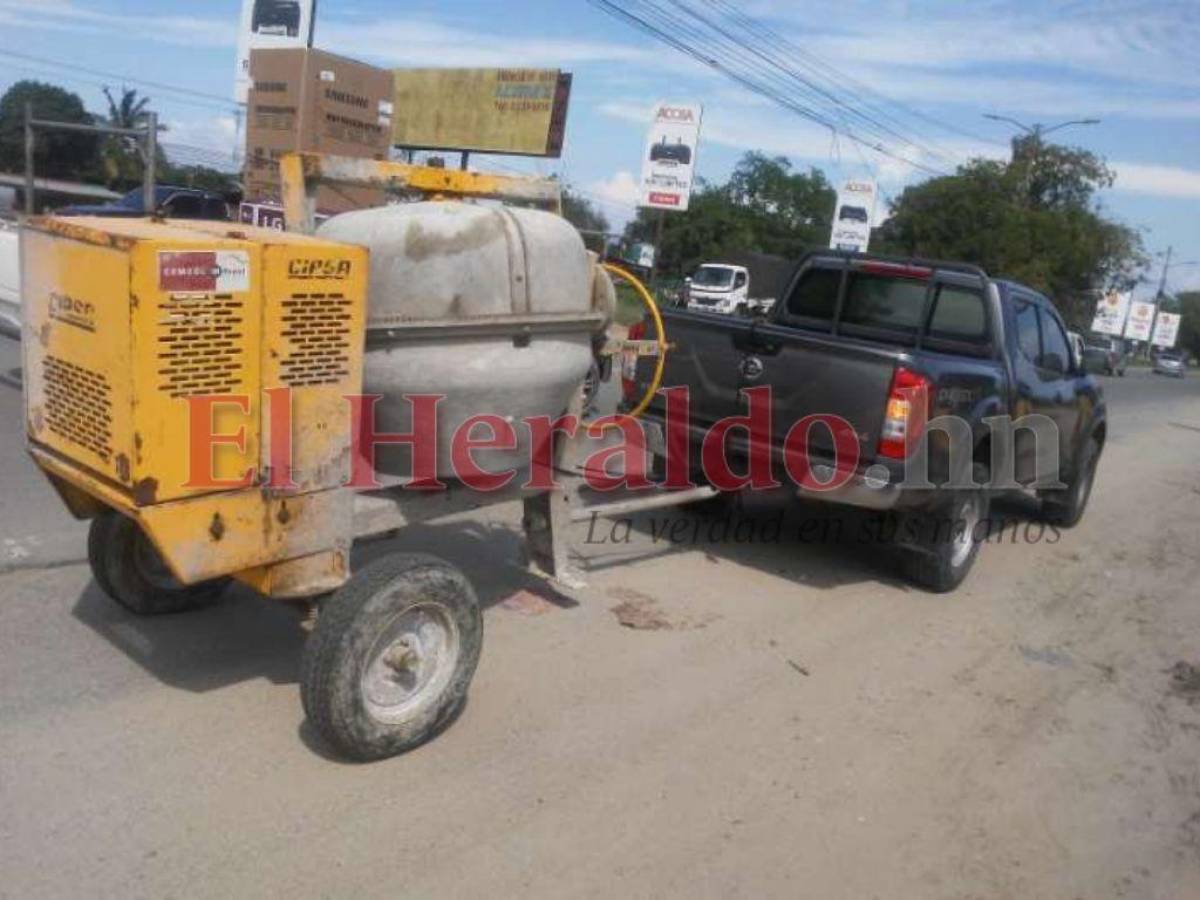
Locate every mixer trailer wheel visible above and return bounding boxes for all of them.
[300,553,483,762]
[88,511,229,615]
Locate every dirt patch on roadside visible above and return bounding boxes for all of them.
[607,587,715,632]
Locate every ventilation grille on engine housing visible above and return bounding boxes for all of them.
[157,294,245,398]
[43,356,113,462]
[280,294,353,387]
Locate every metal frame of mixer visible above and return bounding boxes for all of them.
[278,151,720,590]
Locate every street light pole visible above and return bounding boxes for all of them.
[982,114,1102,140]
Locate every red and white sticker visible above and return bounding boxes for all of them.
[158,251,250,293]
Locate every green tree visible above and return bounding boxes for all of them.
[623,152,835,276]
[100,86,156,190]
[876,140,1144,329]
[561,189,611,253]
[0,80,99,179]
[1175,291,1200,362]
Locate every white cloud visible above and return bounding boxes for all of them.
[317,19,654,69]
[587,170,640,207]
[0,0,235,46]
[1111,163,1200,200]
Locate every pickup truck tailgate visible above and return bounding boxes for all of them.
[641,309,753,428]
[640,310,900,466]
[745,322,898,463]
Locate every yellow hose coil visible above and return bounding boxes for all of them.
[600,262,668,422]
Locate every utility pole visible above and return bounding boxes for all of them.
[1156,246,1173,301]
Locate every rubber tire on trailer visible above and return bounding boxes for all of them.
[1041,436,1100,528]
[89,511,229,615]
[86,510,119,601]
[901,463,991,594]
[300,553,483,762]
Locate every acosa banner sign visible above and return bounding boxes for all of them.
[829,180,877,253]
[639,102,703,212]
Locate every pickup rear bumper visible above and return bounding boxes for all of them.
[639,416,909,513]
[799,463,902,511]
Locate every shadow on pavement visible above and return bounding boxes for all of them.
[578,485,1055,594]
[70,518,572,695]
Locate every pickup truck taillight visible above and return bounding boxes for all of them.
[877,366,931,459]
[622,320,647,403]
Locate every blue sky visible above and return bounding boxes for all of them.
[1,0,1197,295]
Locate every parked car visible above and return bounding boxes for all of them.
[1081,335,1128,376]
[252,0,302,36]
[57,186,232,221]
[1153,349,1187,377]
[628,253,1107,593]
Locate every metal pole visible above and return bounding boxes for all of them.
[24,102,35,215]
[1156,246,1173,301]
[651,209,665,289]
[143,112,158,216]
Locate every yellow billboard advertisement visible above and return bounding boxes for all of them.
[391,68,572,157]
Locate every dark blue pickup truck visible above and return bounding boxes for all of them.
[630,252,1107,592]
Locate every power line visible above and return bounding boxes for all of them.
[588,0,953,178]
[670,0,962,168]
[699,0,1001,152]
[0,49,240,113]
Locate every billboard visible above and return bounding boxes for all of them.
[235,0,317,103]
[830,180,877,253]
[1152,311,1181,348]
[1091,290,1132,336]
[1124,299,1157,342]
[639,102,703,211]
[391,69,572,157]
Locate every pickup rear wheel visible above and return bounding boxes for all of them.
[901,464,990,593]
[1041,436,1100,528]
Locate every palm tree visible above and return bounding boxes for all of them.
[100,86,153,189]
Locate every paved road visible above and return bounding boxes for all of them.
[2,334,1200,898]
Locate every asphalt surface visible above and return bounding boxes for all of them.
[2,331,1200,898]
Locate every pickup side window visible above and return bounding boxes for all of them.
[784,268,840,323]
[928,285,987,343]
[840,273,927,332]
[1039,308,1072,375]
[1015,301,1041,364]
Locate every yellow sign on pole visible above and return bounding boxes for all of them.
[391,68,572,158]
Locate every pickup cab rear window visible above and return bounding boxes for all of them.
[781,264,992,353]
[785,268,840,321]
[840,273,927,331]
